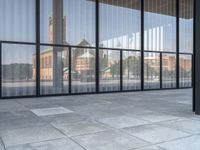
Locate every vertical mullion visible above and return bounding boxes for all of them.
[193,0,196,112]
[120,50,123,91]
[141,0,144,91]
[176,0,180,89]
[96,0,99,93]
[160,52,163,89]
[69,46,71,94]
[36,0,40,96]
[0,42,2,98]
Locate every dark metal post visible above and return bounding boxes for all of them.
[193,0,196,112]
[36,0,40,96]
[141,0,144,91]
[0,42,2,98]
[96,0,99,93]
[69,47,72,94]
[120,50,123,91]
[160,52,162,89]
[176,0,180,89]
[194,0,200,114]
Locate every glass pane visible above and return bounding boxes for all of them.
[162,53,176,88]
[0,0,35,42]
[2,44,36,97]
[179,54,192,87]
[99,50,120,92]
[123,51,141,90]
[179,0,193,53]
[40,46,69,95]
[99,0,141,49]
[144,52,160,89]
[71,48,96,93]
[144,0,176,52]
[40,0,95,46]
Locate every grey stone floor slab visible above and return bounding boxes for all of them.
[159,135,200,150]
[53,120,110,137]
[1,125,65,147]
[123,124,190,144]
[0,111,36,121]
[31,107,73,116]
[0,89,195,149]
[6,138,84,150]
[0,101,27,112]
[159,119,200,134]
[134,145,163,150]
[0,117,47,133]
[0,139,5,150]
[72,130,149,150]
[41,113,88,124]
[134,112,180,123]
[97,116,149,129]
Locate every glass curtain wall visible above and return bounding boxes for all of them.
[2,44,36,97]
[40,0,96,95]
[162,53,176,88]
[40,46,69,95]
[99,0,141,92]
[123,51,141,90]
[144,52,160,89]
[0,0,194,98]
[0,0,36,97]
[71,48,96,93]
[144,0,177,89]
[179,54,192,87]
[179,0,193,88]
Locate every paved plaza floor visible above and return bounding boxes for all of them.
[0,89,200,150]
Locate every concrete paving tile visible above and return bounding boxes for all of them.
[72,130,149,150]
[74,105,125,119]
[6,138,84,150]
[159,119,200,134]
[0,111,36,121]
[97,116,149,129]
[0,139,5,150]
[159,135,200,150]
[0,101,27,112]
[134,145,163,150]
[134,112,180,123]
[31,107,73,116]
[53,120,110,137]
[123,124,190,144]
[0,117,47,132]
[41,113,88,124]
[1,125,65,147]
[26,103,60,109]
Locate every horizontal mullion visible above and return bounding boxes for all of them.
[40,43,96,49]
[0,41,36,45]
[99,47,141,51]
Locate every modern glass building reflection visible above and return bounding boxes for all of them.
[0,0,193,98]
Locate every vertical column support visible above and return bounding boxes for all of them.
[176,0,180,89]
[69,46,72,94]
[160,52,162,89]
[141,0,144,91]
[120,50,123,91]
[96,0,99,93]
[0,42,2,98]
[194,0,200,114]
[193,0,196,112]
[36,0,40,96]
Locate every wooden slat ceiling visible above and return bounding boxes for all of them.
[89,0,193,19]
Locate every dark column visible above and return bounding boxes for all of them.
[194,0,200,114]
[52,0,63,93]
